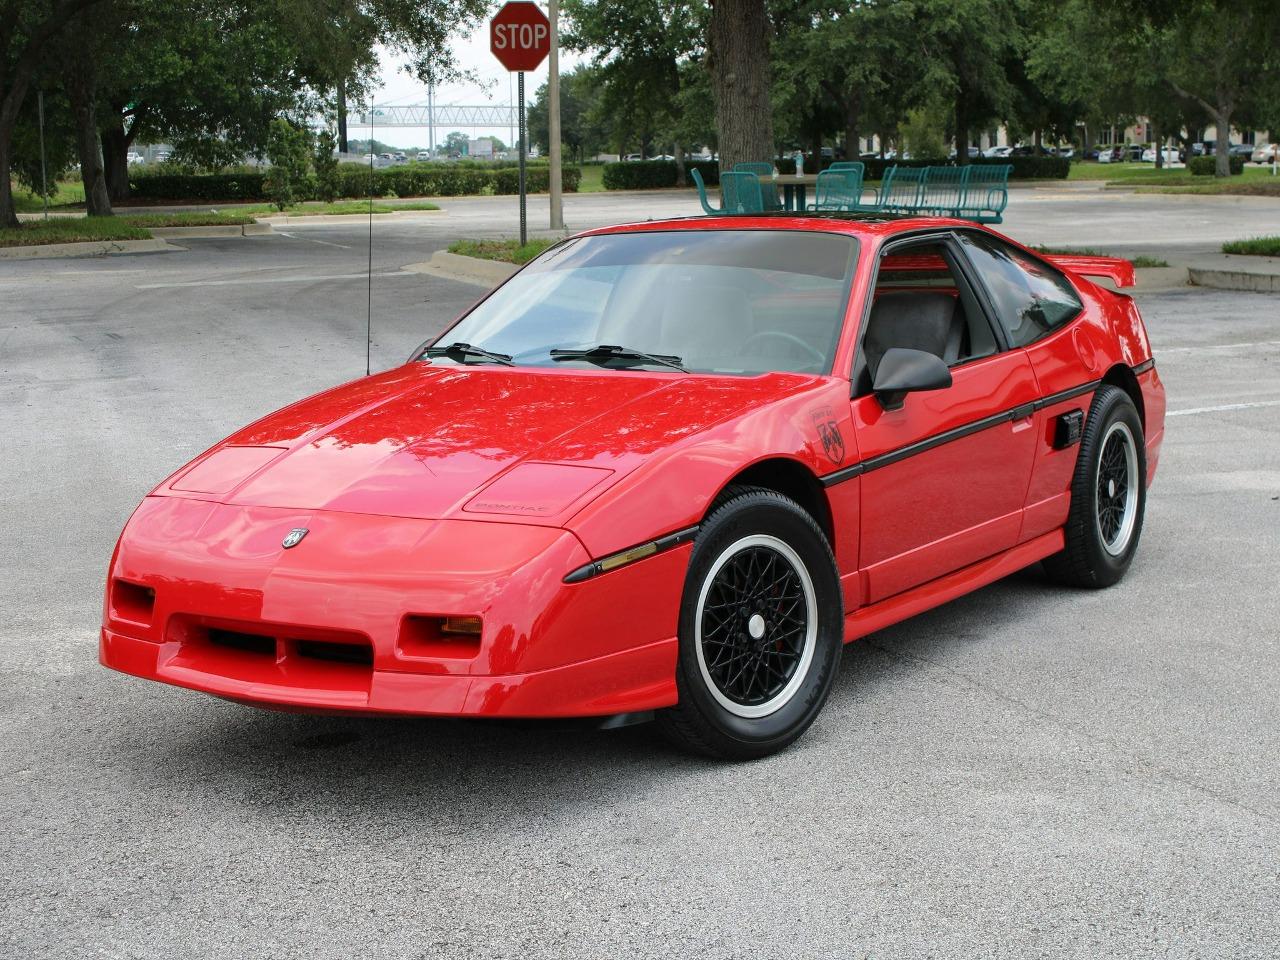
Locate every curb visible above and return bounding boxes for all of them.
[257,210,441,226]
[0,238,176,260]
[1189,266,1280,293]
[404,250,520,286]
[149,223,274,239]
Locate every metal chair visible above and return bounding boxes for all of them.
[733,162,783,210]
[878,166,929,214]
[690,167,719,215]
[808,167,865,211]
[919,166,969,217]
[718,171,765,214]
[954,164,1012,223]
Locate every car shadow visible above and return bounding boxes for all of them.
[111,564,1059,819]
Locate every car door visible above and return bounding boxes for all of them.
[851,233,1040,604]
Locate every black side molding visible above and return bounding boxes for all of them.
[563,525,700,584]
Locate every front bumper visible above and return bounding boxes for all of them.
[100,497,686,717]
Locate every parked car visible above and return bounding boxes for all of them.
[1251,143,1278,163]
[1140,146,1179,164]
[1228,143,1255,159]
[393,152,407,163]
[948,147,982,160]
[1056,147,1076,159]
[622,154,645,162]
[126,152,143,165]
[983,145,1013,158]
[1097,145,1121,163]
[100,217,1163,760]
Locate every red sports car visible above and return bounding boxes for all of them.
[101,216,1165,759]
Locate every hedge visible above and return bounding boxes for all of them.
[1188,155,1245,176]
[601,155,1068,190]
[602,159,720,190]
[129,165,581,202]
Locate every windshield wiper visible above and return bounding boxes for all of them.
[421,341,514,366]
[550,344,687,372]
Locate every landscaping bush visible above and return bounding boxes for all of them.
[1188,155,1244,176]
[129,171,268,200]
[313,130,341,203]
[602,159,719,189]
[263,119,313,210]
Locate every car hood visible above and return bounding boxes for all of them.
[159,362,820,523]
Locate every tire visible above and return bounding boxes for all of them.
[1043,385,1147,588]
[656,487,843,760]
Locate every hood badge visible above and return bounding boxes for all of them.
[282,528,309,549]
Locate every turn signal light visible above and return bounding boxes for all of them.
[440,616,483,636]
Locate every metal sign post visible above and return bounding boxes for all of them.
[490,1,552,249]
[518,71,527,246]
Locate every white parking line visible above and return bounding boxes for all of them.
[1167,399,1280,417]
[278,231,352,249]
[1159,340,1280,354]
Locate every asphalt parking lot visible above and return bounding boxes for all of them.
[2,200,1279,958]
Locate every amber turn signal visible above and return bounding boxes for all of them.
[440,615,483,636]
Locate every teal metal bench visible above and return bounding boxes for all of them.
[951,164,1011,223]
[851,164,1011,223]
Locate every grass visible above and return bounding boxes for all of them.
[9,179,86,212]
[1221,236,1280,257]
[1031,245,1169,269]
[577,164,605,193]
[118,211,257,227]
[448,237,556,265]
[0,216,150,248]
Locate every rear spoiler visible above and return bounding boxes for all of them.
[1043,255,1136,289]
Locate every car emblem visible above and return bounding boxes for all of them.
[282,528,309,549]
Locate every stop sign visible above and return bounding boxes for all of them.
[490,1,552,72]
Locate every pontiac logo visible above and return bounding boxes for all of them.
[282,528,309,549]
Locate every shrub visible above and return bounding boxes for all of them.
[1188,155,1244,176]
[129,172,268,200]
[263,119,313,210]
[313,129,341,203]
[601,159,719,189]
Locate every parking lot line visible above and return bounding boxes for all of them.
[1167,398,1280,417]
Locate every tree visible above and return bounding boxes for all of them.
[263,118,311,210]
[529,65,611,162]
[707,0,774,169]
[1,0,109,227]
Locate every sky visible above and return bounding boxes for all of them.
[347,20,588,150]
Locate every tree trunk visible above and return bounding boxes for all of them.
[337,78,348,154]
[101,120,131,202]
[955,94,970,165]
[66,65,111,216]
[707,0,774,171]
[844,90,861,162]
[0,130,16,228]
[1080,121,1090,160]
[673,139,686,186]
[1214,107,1231,177]
[1152,120,1162,170]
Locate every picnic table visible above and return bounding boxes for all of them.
[760,173,822,212]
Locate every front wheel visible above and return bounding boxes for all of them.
[657,488,843,760]
[1043,385,1147,588]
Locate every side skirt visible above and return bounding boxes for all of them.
[843,529,1065,643]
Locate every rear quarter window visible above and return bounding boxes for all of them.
[959,233,1082,347]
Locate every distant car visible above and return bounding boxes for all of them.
[99,216,1164,760]
[1097,146,1119,163]
[126,152,143,165]
[1140,147,1179,164]
[623,154,644,162]
[948,147,981,160]
[1228,143,1254,159]
[1057,147,1076,159]
[1251,143,1278,163]
[393,152,407,163]
[983,146,1013,158]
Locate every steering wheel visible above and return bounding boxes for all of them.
[742,330,826,367]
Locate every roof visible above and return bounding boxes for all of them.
[577,213,988,240]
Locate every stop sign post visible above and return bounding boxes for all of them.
[491,2,553,245]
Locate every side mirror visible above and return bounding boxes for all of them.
[872,347,952,411]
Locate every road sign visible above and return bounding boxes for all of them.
[490,2,552,73]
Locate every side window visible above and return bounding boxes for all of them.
[958,233,1082,347]
[854,240,1000,395]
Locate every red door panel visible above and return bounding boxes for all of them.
[853,350,1039,604]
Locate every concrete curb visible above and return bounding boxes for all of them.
[150,222,274,239]
[0,238,177,260]
[1189,266,1280,293]
[404,250,520,287]
[257,210,442,226]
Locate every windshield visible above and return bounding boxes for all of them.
[424,230,859,375]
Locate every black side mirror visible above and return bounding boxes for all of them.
[872,347,952,411]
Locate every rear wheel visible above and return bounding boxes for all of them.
[1043,385,1147,588]
[657,488,843,760]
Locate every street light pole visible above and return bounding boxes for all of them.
[548,0,564,231]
